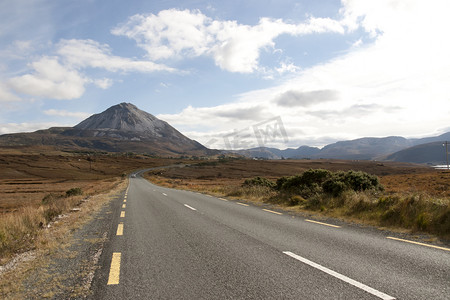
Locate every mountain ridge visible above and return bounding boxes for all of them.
[228,132,450,164]
[0,103,212,156]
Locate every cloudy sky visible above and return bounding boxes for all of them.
[1,0,449,150]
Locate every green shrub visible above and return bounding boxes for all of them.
[323,179,347,196]
[343,170,383,192]
[242,177,276,188]
[65,187,83,197]
[277,169,382,197]
[300,169,331,186]
[275,176,289,190]
[278,169,331,191]
[42,193,62,204]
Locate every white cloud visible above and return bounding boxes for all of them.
[5,38,178,101]
[0,82,20,102]
[43,109,91,119]
[0,40,35,61]
[57,39,176,73]
[275,62,301,75]
[156,0,450,148]
[112,9,345,73]
[0,122,72,135]
[112,9,212,60]
[8,57,86,100]
[275,90,338,107]
[92,78,113,89]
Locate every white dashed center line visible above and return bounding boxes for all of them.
[184,204,197,211]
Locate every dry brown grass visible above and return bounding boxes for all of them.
[0,151,177,213]
[0,178,128,298]
[380,171,450,197]
[0,180,121,263]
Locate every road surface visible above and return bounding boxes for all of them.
[90,172,449,299]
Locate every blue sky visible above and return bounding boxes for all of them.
[1,0,449,150]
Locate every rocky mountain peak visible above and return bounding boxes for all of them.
[74,102,166,133]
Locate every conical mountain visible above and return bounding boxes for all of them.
[71,103,195,142]
[0,102,212,156]
[75,103,169,133]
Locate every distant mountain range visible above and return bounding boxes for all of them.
[0,102,448,163]
[229,132,450,164]
[0,103,213,156]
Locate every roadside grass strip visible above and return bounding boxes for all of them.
[263,209,283,215]
[305,219,341,228]
[283,251,395,300]
[387,237,450,252]
[107,252,121,285]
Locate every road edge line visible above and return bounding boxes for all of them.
[107,252,121,285]
[386,236,450,252]
[263,208,282,215]
[305,219,340,228]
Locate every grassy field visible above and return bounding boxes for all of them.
[144,158,450,239]
[0,147,181,262]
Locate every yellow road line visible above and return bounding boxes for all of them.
[263,209,283,215]
[305,219,341,228]
[218,198,228,201]
[120,211,125,218]
[107,252,121,285]
[122,204,126,209]
[123,199,126,203]
[237,202,249,207]
[116,223,123,236]
[387,237,450,252]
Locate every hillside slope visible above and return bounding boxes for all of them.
[0,103,212,156]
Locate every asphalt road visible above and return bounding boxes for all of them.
[90,173,449,299]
